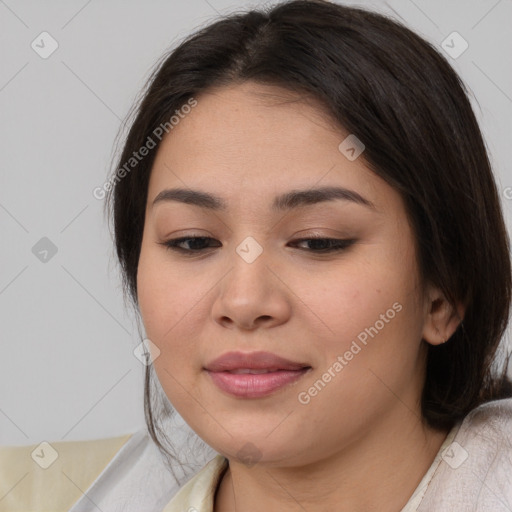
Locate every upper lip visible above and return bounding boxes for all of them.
[204,351,310,372]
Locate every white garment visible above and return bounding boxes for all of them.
[67,416,216,512]
[417,398,512,511]
[68,398,512,511]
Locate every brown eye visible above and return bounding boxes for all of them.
[158,236,356,256]
[289,238,356,252]
[159,236,220,253]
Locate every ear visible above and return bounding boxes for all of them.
[422,285,465,346]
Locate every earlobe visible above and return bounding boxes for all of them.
[422,288,465,346]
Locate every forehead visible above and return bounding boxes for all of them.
[146,82,397,216]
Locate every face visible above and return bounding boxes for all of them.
[137,82,433,467]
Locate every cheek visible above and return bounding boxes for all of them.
[292,249,422,369]
[292,268,423,431]
[137,245,197,352]
[136,252,200,407]
[136,243,224,396]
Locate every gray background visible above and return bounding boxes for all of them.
[1,0,511,446]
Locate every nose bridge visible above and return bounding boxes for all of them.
[225,234,271,298]
[211,234,290,329]
[235,235,266,266]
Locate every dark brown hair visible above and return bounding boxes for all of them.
[104,0,512,474]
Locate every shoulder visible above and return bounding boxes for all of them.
[462,395,512,429]
[418,398,512,512]
[0,431,134,512]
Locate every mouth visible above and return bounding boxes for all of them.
[203,351,312,398]
[204,350,310,372]
[205,366,312,398]
[222,368,301,374]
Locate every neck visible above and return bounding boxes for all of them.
[214,411,451,512]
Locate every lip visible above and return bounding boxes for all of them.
[204,351,312,398]
[206,369,311,398]
[204,351,310,372]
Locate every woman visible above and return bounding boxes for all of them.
[2,1,511,511]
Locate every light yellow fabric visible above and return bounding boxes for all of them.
[0,433,133,512]
[162,454,228,512]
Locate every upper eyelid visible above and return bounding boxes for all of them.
[164,233,348,243]
[161,235,355,251]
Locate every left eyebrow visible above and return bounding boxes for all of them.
[271,186,377,212]
[151,186,377,212]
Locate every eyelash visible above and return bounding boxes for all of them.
[158,236,356,255]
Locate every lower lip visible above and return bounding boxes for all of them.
[205,368,310,398]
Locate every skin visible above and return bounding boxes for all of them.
[136,81,464,512]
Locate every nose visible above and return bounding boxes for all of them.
[210,242,292,331]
